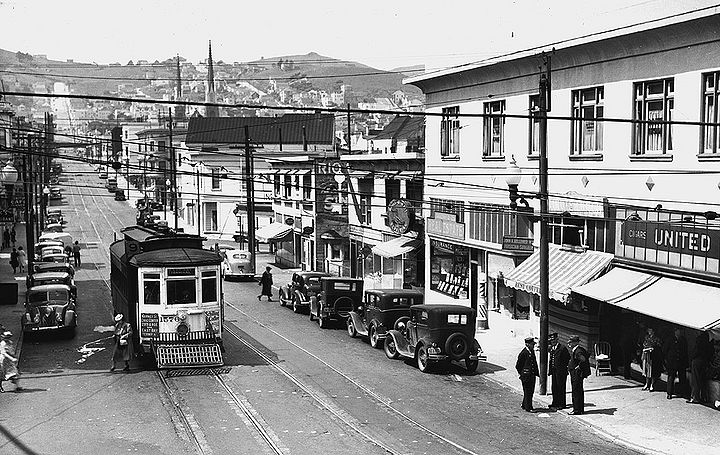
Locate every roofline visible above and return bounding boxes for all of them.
[404,7,720,86]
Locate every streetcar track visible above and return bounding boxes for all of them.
[224,301,481,455]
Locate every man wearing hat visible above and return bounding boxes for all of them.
[567,335,591,415]
[515,336,539,412]
[548,332,570,409]
[110,314,133,372]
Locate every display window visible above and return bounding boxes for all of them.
[430,240,469,299]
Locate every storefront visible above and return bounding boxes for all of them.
[429,239,469,299]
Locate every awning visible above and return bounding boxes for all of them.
[572,268,660,304]
[346,170,373,179]
[502,244,613,303]
[255,223,293,243]
[371,232,421,258]
[602,276,720,331]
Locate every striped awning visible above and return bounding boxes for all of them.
[371,232,421,258]
[502,244,613,303]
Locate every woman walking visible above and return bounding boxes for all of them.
[110,314,133,372]
[0,331,22,392]
[641,327,663,391]
[9,247,19,274]
[17,246,27,273]
[257,266,274,302]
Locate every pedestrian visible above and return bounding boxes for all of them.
[548,332,570,409]
[9,247,18,274]
[17,246,26,273]
[10,226,16,247]
[0,331,22,392]
[663,327,689,400]
[257,266,274,302]
[2,228,9,249]
[110,314,133,372]
[567,335,590,415]
[688,330,712,404]
[641,326,663,391]
[515,336,539,412]
[72,241,81,268]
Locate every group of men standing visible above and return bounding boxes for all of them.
[516,333,591,415]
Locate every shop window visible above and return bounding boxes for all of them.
[440,106,460,159]
[571,87,604,155]
[430,198,464,223]
[429,240,468,299]
[483,100,505,158]
[633,79,673,155]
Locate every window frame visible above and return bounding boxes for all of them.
[483,100,506,158]
[211,168,221,190]
[440,106,460,159]
[570,86,604,157]
[528,95,540,159]
[701,71,720,156]
[632,78,674,156]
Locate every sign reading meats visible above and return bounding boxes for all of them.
[622,220,720,258]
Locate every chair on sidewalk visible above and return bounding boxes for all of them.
[594,342,612,376]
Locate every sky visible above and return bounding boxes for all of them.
[0,0,718,72]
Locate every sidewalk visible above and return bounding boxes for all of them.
[0,222,29,375]
[475,313,720,455]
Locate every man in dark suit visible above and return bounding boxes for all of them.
[663,327,689,400]
[515,336,539,412]
[567,335,590,415]
[548,332,570,409]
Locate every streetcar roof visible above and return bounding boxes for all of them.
[131,247,223,267]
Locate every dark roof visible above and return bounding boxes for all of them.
[28,284,72,293]
[372,115,424,141]
[297,271,331,278]
[410,304,476,314]
[365,289,424,298]
[130,248,222,267]
[319,277,364,283]
[186,114,335,145]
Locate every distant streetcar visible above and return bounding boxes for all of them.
[109,226,225,369]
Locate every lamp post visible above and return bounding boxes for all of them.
[0,162,19,223]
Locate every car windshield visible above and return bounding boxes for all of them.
[28,289,68,305]
[446,314,469,325]
[306,277,321,286]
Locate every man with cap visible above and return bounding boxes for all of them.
[548,332,570,409]
[110,314,134,372]
[567,335,591,415]
[515,336,539,412]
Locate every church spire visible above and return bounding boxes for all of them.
[207,40,215,92]
[205,40,219,117]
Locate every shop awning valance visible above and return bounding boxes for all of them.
[371,232,421,258]
[599,275,720,331]
[572,267,660,304]
[502,244,613,303]
[255,223,293,243]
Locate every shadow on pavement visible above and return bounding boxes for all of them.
[476,361,508,374]
[0,423,43,455]
[582,407,618,415]
[587,383,643,392]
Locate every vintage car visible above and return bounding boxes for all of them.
[38,232,73,248]
[22,284,77,337]
[347,289,423,349]
[114,190,126,201]
[279,271,331,313]
[34,240,64,257]
[42,253,69,263]
[106,177,118,192]
[309,277,363,328]
[221,247,254,280]
[47,212,64,225]
[384,304,486,373]
[27,271,77,297]
[39,246,65,261]
[33,262,75,278]
[49,187,62,200]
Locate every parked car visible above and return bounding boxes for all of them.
[27,271,76,297]
[114,190,126,201]
[220,247,254,280]
[47,213,64,225]
[33,262,75,278]
[384,304,486,373]
[34,240,65,258]
[309,277,363,328]
[49,187,62,200]
[99,171,108,179]
[42,253,70,264]
[279,271,331,313]
[347,289,423,349]
[106,177,118,192]
[44,222,64,232]
[22,284,76,337]
[40,246,65,260]
[39,232,73,247]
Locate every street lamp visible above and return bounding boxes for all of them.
[505,155,522,210]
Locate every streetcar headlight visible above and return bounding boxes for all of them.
[176,322,189,337]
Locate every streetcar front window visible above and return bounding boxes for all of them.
[167,279,197,305]
[143,273,160,305]
[201,271,217,303]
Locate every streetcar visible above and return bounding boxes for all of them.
[109,225,225,369]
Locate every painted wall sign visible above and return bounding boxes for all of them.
[622,220,720,258]
[502,236,534,252]
[427,212,465,240]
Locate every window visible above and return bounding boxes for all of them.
[273,174,281,196]
[283,175,292,199]
[633,79,673,154]
[143,273,160,305]
[211,168,221,190]
[571,87,604,155]
[385,179,400,210]
[483,100,505,157]
[406,180,423,216]
[702,72,720,154]
[167,279,196,304]
[529,95,540,157]
[358,178,373,225]
[201,271,217,303]
[440,106,460,158]
[447,314,468,325]
[332,281,357,291]
[429,198,464,223]
[327,243,342,261]
[204,202,218,231]
[302,174,312,200]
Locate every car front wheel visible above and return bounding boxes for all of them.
[369,325,381,349]
[465,359,479,373]
[292,297,300,313]
[384,336,399,359]
[347,318,357,338]
[318,311,327,329]
[417,345,431,373]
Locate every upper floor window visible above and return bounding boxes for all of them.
[302,174,312,200]
[702,72,720,154]
[571,87,604,154]
[283,175,292,199]
[358,178,373,225]
[211,168,221,190]
[440,106,460,159]
[633,79,673,155]
[430,198,464,223]
[483,100,505,157]
[528,95,540,157]
[273,174,281,196]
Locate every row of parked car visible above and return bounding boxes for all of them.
[278,272,486,373]
[97,165,126,201]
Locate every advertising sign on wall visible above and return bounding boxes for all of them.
[622,220,720,258]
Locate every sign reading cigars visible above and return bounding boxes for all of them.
[622,220,720,258]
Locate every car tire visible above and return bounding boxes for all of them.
[318,311,327,329]
[384,336,399,359]
[417,345,431,373]
[280,291,286,307]
[369,325,381,349]
[445,333,470,360]
[293,297,300,314]
[465,359,479,373]
[347,318,357,338]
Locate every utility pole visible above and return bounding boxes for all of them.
[244,125,256,276]
[196,166,201,237]
[537,55,551,395]
[24,136,35,272]
[168,108,177,230]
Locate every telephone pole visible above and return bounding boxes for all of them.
[538,54,551,395]
[168,109,177,230]
[244,125,256,276]
[24,136,35,272]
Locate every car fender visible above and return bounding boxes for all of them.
[386,329,413,358]
[369,317,388,336]
[309,295,318,313]
[347,312,367,334]
[279,286,290,299]
[293,289,309,304]
[64,309,76,327]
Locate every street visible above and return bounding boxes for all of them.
[1,159,642,455]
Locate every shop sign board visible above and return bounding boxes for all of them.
[622,220,720,258]
[387,199,412,235]
[549,192,605,218]
[502,236,534,252]
[427,212,465,240]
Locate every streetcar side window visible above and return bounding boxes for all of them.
[167,279,197,305]
[143,273,160,305]
[201,271,217,303]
